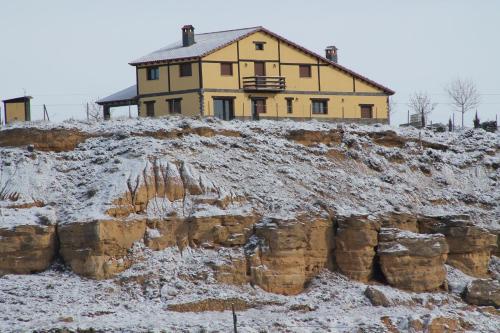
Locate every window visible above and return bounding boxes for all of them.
[168,99,182,114]
[220,63,233,76]
[286,98,293,114]
[360,104,373,118]
[179,63,192,77]
[147,67,160,80]
[312,99,328,114]
[145,101,155,117]
[254,42,265,51]
[299,65,312,78]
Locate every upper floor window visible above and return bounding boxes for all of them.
[254,42,265,51]
[220,62,233,76]
[168,98,182,114]
[360,104,374,118]
[312,99,328,114]
[299,65,312,78]
[179,63,192,77]
[147,67,160,80]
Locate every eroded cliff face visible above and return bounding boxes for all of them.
[0,118,498,332]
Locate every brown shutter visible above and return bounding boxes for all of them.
[221,63,233,76]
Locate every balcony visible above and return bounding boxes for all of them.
[242,76,286,92]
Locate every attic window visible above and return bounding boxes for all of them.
[254,42,265,51]
[147,67,160,80]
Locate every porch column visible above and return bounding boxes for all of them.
[103,105,111,120]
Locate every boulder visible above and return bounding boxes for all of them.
[464,279,500,308]
[334,215,380,282]
[58,218,146,279]
[378,228,448,292]
[0,207,57,275]
[419,216,497,277]
[364,286,392,307]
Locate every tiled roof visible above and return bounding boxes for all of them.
[96,85,137,104]
[129,27,260,65]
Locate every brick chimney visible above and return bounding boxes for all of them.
[325,46,338,63]
[182,25,195,47]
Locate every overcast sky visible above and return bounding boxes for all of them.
[1,0,499,125]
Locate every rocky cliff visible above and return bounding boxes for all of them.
[0,117,498,332]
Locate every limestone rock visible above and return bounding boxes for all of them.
[378,228,448,291]
[464,279,500,308]
[380,212,418,232]
[144,217,188,251]
[419,216,497,277]
[334,215,380,282]
[248,216,333,295]
[250,219,306,295]
[58,219,146,279]
[209,257,248,285]
[0,208,57,275]
[180,162,203,195]
[189,214,257,248]
[286,129,343,146]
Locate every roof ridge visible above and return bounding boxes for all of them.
[196,26,261,36]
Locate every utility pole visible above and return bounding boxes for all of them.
[86,103,89,121]
[43,105,50,122]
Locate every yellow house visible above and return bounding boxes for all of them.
[98,25,394,123]
[2,96,32,125]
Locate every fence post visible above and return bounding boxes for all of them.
[231,303,237,333]
[86,103,89,121]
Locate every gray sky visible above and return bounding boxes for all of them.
[1,0,499,125]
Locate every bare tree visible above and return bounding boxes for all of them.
[408,92,436,127]
[85,102,104,121]
[446,78,480,128]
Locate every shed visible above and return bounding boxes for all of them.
[96,85,138,120]
[2,96,32,125]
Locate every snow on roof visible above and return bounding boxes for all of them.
[129,27,260,65]
[96,85,137,105]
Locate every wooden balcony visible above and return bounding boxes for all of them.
[242,76,286,92]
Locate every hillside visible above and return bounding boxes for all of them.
[0,117,499,332]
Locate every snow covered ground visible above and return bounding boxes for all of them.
[0,117,499,332]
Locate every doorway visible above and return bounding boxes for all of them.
[251,98,266,120]
[213,98,235,121]
[254,62,266,76]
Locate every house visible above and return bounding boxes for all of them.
[97,25,394,123]
[2,96,32,125]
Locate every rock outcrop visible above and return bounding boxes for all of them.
[419,216,497,277]
[248,216,333,295]
[58,219,146,279]
[380,212,418,232]
[464,279,500,308]
[378,228,448,292]
[0,128,91,152]
[0,208,57,275]
[334,215,380,282]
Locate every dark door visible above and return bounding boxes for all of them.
[145,101,155,117]
[251,99,266,120]
[254,62,266,76]
[213,98,234,121]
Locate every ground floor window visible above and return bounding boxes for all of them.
[145,101,155,117]
[168,99,182,114]
[286,98,293,114]
[213,98,235,121]
[311,99,328,114]
[360,104,374,118]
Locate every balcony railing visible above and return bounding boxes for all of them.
[242,76,286,92]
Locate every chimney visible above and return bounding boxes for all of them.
[182,25,195,47]
[325,46,338,63]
